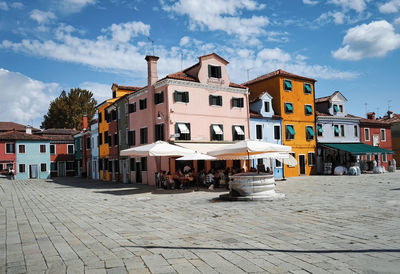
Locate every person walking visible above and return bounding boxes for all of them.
[10,167,15,180]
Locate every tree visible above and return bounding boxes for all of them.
[41,88,97,130]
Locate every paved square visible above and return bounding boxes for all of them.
[1,173,400,273]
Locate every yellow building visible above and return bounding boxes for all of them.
[244,70,317,177]
[97,84,136,181]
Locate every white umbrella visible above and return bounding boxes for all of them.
[208,140,292,159]
[176,152,217,161]
[120,141,195,157]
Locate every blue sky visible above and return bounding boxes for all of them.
[1,0,400,128]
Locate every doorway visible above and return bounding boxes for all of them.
[29,165,38,179]
[58,162,66,176]
[136,162,142,183]
[299,155,306,175]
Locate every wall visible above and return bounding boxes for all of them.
[316,118,360,143]
[15,141,50,180]
[90,123,99,180]
[0,141,16,172]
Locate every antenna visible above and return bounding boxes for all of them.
[364,102,368,114]
[147,37,154,56]
[246,67,253,81]
[181,53,183,70]
[388,99,392,111]
[376,107,380,118]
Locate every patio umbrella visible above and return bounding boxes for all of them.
[176,152,217,161]
[120,141,195,157]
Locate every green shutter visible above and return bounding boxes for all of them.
[307,127,315,137]
[218,96,222,106]
[208,65,212,77]
[334,125,339,133]
[285,103,293,112]
[217,67,221,78]
[174,91,178,102]
[333,105,339,112]
[209,95,213,105]
[317,125,323,133]
[306,105,313,114]
[287,125,295,135]
[184,91,189,103]
[304,84,311,93]
[284,80,292,90]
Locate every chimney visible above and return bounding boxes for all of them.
[145,55,159,87]
[367,112,375,120]
[25,125,32,135]
[388,110,393,119]
[82,115,88,131]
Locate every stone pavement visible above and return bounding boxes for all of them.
[1,173,400,273]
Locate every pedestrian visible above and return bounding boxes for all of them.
[10,167,15,180]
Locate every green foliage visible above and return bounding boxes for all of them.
[41,88,97,130]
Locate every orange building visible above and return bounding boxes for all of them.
[97,84,137,181]
[244,70,317,177]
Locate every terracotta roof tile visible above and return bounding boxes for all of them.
[243,69,316,86]
[378,113,400,123]
[0,130,50,141]
[0,122,40,132]
[360,118,391,127]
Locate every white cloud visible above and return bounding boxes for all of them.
[0,68,59,128]
[332,20,400,60]
[179,36,190,47]
[379,0,400,13]
[30,9,56,24]
[0,1,8,10]
[257,48,291,62]
[11,2,24,9]
[303,0,318,5]
[79,81,111,103]
[101,21,150,43]
[328,0,367,12]
[60,0,95,13]
[395,17,400,24]
[162,0,269,41]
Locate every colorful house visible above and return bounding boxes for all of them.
[360,112,393,170]
[35,128,77,177]
[124,53,249,185]
[244,70,317,177]
[249,92,283,178]
[105,104,120,182]
[378,111,400,168]
[89,119,99,180]
[0,129,50,179]
[0,131,17,174]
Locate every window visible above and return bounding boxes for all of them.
[19,164,25,173]
[108,135,112,147]
[209,95,222,106]
[176,123,191,140]
[308,152,316,166]
[284,102,293,114]
[67,144,74,154]
[112,90,116,98]
[288,152,296,167]
[154,91,164,104]
[208,65,222,78]
[141,157,147,171]
[264,101,270,112]
[40,163,46,172]
[117,108,120,120]
[381,129,386,141]
[174,91,189,103]
[274,125,280,140]
[98,112,102,123]
[114,133,118,146]
[364,128,370,141]
[140,128,148,144]
[256,124,263,140]
[333,104,339,113]
[286,125,295,140]
[232,125,245,141]
[232,97,244,108]
[111,110,117,120]
[6,143,15,154]
[366,154,371,161]
[211,124,224,141]
[139,98,147,110]
[66,161,74,171]
[340,125,345,137]
[98,133,103,145]
[125,103,128,115]
[306,126,315,140]
[317,124,323,137]
[382,153,387,162]
[99,160,103,171]
[104,131,109,144]
[108,160,112,172]
[129,102,136,113]
[155,124,165,141]
[275,159,282,168]
[51,162,57,171]
[86,137,91,149]
[19,145,26,154]
[283,79,292,91]
[354,126,358,137]
[305,105,313,115]
[130,158,135,172]
[339,105,343,112]
[334,125,340,137]
[91,137,95,149]
[128,131,136,146]
[40,144,46,153]
[304,83,312,94]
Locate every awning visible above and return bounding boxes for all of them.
[307,127,315,137]
[287,125,295,135]
[334,125,339,133]
[285,103,293,112]
[234,126,245,136]
[175,142,233,154]
[333,105,339,112]
[212,125,223,135]
[284,80,292,89]
[177,123,190,134]
[322,143,395,155]
[304,84,311,93]
[317,124,323,133]
[305,105,313,113]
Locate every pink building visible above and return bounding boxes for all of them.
[121,53,249,185]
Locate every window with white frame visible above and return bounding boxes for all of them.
[286,125,295,140]
[334,125,340,137]
[255,124,263,140]
[232,125,245,141]
[19,164,25,173]
[340,125,345,137]
[274,125,280,140]
[175,123,191,141]
[308,152,316,166]
[67,144,74,154]
[354,125,358,137]
[364,128,370,141]
[19,145,26,154]
[283,79,292,91]
[382,153,387,162]
[380,129,386,142]
[275,159,282,168]
[211,124,224,141]
[306,126,315,140]
[6,143,15,154]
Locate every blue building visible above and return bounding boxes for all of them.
[11,130,51,180]
[249,92,284,179]
[90,120,99,180]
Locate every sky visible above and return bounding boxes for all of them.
[1,0,400,128]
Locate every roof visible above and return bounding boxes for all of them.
[0,122,40,132]
[321,143,394,155]
[315,91,347,103]
[243,69,316,86]
[40,128,78,135]
[359,118,391,127]
[316,111,361,120]
[0,130,50,141]
[249,110,281,120]
[378,113,400,124]
[112,83,142,92]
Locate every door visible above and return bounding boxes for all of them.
[136,162,142,183]
[299,155,306,175]
[122,159,128,184]
[87,159,90,178]
[58,162,66,176]
[29,165,38,179]
[111,160,115,182]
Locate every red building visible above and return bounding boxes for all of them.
[360,112,393,170]
[35,129,78,177]
[0,131,16,174]
[105,104,119,181]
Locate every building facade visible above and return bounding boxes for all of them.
[244,70,317,177]
[90,120,99,180]
[378,111,400,168]
[249,92,283,179]
[0,131,16,174]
